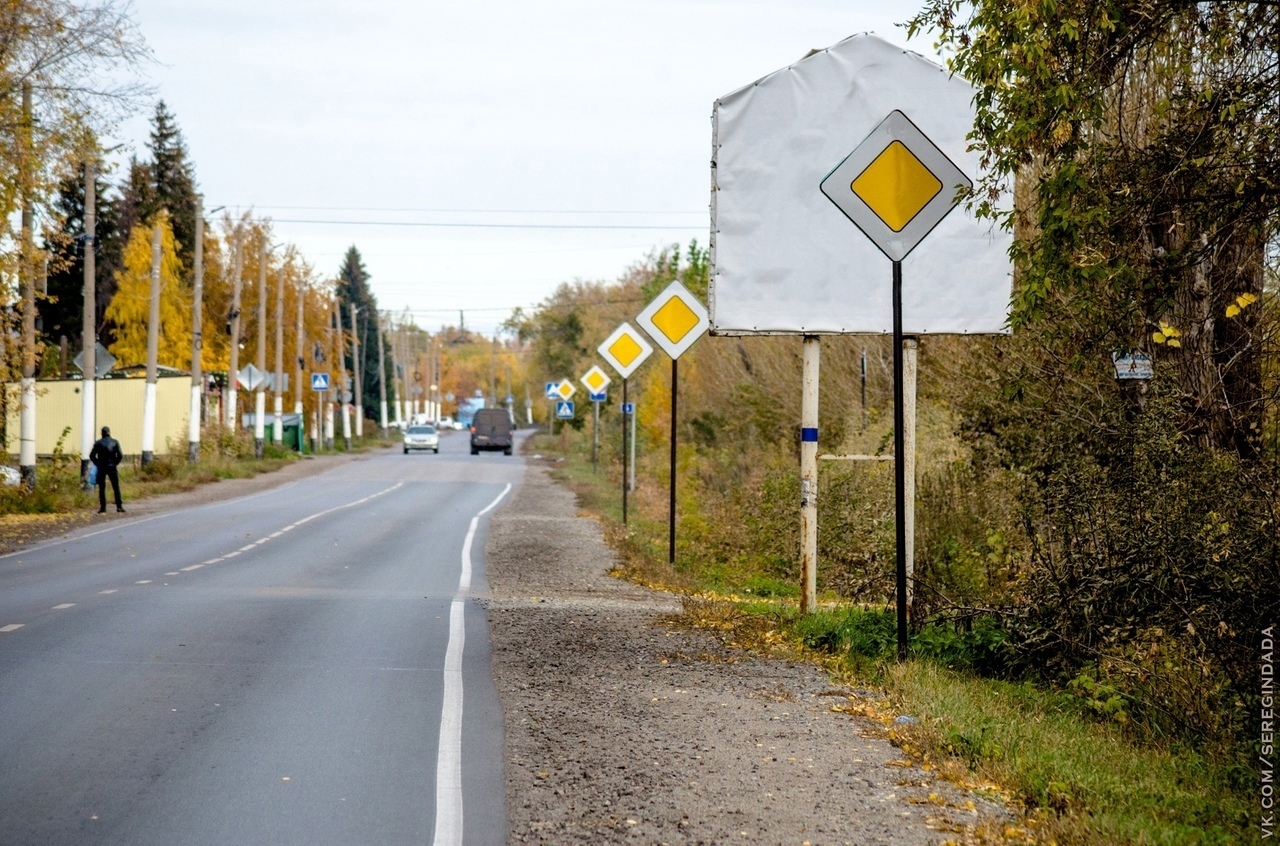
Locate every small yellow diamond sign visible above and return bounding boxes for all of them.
[636,280,709,359]
[850,141,941,233]
[821,110,971,262]
[598,322,653,379]
[555,378,575,400]
[580,365,611,394]
[609,334,642,367]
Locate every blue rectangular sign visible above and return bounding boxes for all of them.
[545,381,559,399]
[555,400,575,419]
[623,402,635,414]
[589,390,607,402]
[311,373,330,391]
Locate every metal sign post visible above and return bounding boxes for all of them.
[821,109,971,659]
[581,366,612,475]
[622,380,628,524]
[598,323,653,528]
[636,280,710,565]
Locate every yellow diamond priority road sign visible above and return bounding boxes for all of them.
[598,322,653,379]
[820,110,971,262]
[555,378,576,400]
[636,280,709,360]
[580,365,611,394]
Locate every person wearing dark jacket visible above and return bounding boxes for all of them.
[90,426,125,514]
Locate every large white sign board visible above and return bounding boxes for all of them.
[709,33,1013,335]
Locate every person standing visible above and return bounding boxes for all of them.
[90,426,125,514]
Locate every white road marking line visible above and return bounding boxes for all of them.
[0,624,24,632]
[15,481,408,624]
[433,482,512,846]
[433,599,466,846]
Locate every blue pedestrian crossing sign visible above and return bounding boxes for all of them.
[555,400,575,419]
[623,402,635,414]
[589,390,607,402]
[311,373,330,391]
[545,381,559,399]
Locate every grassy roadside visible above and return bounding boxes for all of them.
[528,429,1256,846]
[0,429,396,553]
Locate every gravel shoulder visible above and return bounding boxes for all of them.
[484,460,1006,845]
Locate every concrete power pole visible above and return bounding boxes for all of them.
[141,223,162,467]
[254,239,268,457]
[336,300,351,449]
[188,196,204,462]
[294,283,305,428]
[226,228,243,428]
[273,259,284,445]
[375,310,388,436]
[18,81,36,489]
[325,296,336,450]
[349,303,363,438]
[80,157,97,484]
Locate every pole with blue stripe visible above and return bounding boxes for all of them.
[800,335,820,613]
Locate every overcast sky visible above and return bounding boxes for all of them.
[111,0,931,336]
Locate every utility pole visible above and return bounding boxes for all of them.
[80,157,97,485]
[141,223,162,467]
[18,80,36,489]
[376,310,388,436]
[335,300,350,449]
[188,197,205,463]
[325,296,336,450]
[254,238,268,457]
[350,303,363,438]
[273,257,285,445]
[295,280,305,442]
[226,227,243,428]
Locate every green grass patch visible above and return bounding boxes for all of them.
[885,661,1254,845]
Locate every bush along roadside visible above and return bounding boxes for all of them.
[529,428,1261,845]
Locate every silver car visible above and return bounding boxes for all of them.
[403,424,439,454]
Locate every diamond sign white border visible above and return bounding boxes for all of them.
[819,110,971,263]
[555,378,576,400]
[580,365,612,394]
[635,280,709,360]
[597,322,653,379]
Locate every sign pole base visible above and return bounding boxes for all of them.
[892,260,908,661]
[616,376,622,522]
[669,357,677,565]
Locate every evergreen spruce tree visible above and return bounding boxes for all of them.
[148,101,198,271]
[336,246,383,423]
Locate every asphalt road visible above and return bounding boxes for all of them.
[0,429,523,846]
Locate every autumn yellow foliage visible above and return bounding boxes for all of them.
[106,215,192,369]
